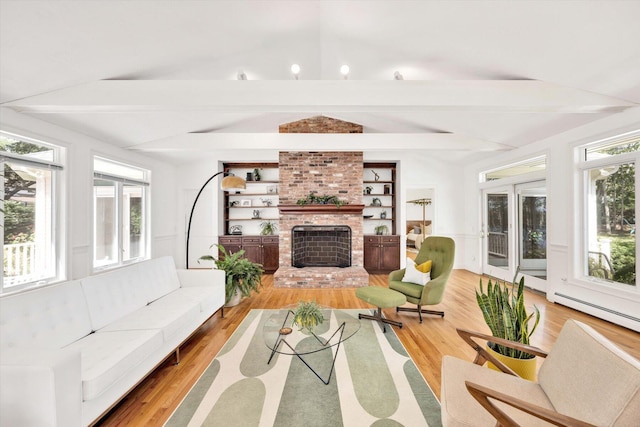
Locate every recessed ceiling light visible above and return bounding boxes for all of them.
[291,64,301,79]
[340,64,350,79]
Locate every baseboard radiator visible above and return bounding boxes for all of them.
[554,292,640,323]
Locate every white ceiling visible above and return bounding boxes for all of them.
[1,0,639,165]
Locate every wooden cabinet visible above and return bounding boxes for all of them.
[218,235,279,273]
[364,235,400,273]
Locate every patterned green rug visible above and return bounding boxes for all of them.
[165,309,441,426]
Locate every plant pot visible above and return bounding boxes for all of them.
[224,289,242,307]
[486,344,538,381]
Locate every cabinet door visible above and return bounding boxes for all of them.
[219,236,242,258]
[241,237,263,264]
[380,236,400,271]
[363,236,382,271]
[261,236,279,273]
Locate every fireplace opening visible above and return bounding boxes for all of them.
[291,225,352,268]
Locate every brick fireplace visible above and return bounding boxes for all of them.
[274,151,369,288]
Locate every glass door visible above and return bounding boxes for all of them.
[517,181,547,280]
[482,188,513,281]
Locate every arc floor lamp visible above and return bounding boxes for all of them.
[186,172,246,268]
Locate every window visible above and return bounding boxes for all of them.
[579,130,639,287]
[93,157,149,269]
[481,156,546,182]
[1,132,64,292]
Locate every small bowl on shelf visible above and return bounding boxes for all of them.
[363,215,374,219]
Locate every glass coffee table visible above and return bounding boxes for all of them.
[263,306,361,384]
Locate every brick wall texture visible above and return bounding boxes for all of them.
[278,115,363,133]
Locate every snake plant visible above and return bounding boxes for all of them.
[475,269,540,359]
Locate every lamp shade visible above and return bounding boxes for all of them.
[220,175,246,192]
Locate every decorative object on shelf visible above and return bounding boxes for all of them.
[267,185,278,194]
[408,198,432,244]
[260,220,278,236]
[296,192,347,208]
[186,171,246,268]
[292,300,325,333]
[384,184,391,195]
[252,209,261,219]
[371,197,382,207]
[475,268,541,379]
[240,199,252,207]
[229,225,243,235]
[380,210,387,219]
[260,197,273,207]
[372,170,380,181]
[375,224,389,235]
[198,244,263,306]
[229,200,239,207]
[246,172,254,181]
[363,214,374,219]
[364,185,373,195]
[253,168,261,181]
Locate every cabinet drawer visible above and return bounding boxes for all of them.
[364,236,380,244]
[381,236,400,244]
[219,236,242,245]
[242,237,262,244]
[262,236,279,244]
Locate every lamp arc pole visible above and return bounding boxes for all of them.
[186,171,230,269]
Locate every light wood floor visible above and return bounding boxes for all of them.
[96,268,640,426]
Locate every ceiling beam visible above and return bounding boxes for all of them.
[3,80,635,114]
[126,133,511,152]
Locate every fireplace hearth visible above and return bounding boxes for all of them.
[292,225,351,268]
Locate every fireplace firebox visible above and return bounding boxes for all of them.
[291,225,352,268]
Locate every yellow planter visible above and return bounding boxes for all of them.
[486,344,538,381]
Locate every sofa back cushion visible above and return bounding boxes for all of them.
[138,256,181,303]
[0,280,92,350]
[81,264,148,330]
[538,319,640,426]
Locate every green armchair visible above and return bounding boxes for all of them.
[389,236,455,322]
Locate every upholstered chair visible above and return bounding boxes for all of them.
[388,236,455,322]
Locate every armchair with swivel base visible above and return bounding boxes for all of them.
[388,236,455,323]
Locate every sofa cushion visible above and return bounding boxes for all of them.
[165,286,225,314]
[64,329,163,401]
[441,355,555,427]
[0,280,92,350]
[81,266,148,330]
[99,297,200,343]
[138,256,181,303]
[538,319,640,426]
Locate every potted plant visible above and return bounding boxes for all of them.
[475,269,540,379]
[364,185,373,195]
[371,197,382,206]
[292,300,325,333]
[199,244,263,307]
[253,168,261,181]
[374,224,388,235]
[296,192,347,208]
[260,220,277,236]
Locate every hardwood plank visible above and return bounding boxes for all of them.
[94,268,640,426]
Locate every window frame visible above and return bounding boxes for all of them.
[92,156,150,271]
[576,131,640,293]
[1,131,65,293]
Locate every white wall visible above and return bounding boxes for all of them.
[1,109,178,280]
[463,106,640,331]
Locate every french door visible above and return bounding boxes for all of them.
[482,181,547,291]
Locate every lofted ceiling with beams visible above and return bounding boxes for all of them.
[1,0,639,165]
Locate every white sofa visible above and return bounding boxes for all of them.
[0,256,225,427]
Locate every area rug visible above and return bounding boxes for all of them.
[165,309,441,426]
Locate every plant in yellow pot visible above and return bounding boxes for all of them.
[475,269,540,380]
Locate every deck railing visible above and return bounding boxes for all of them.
[3,242,36,285]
